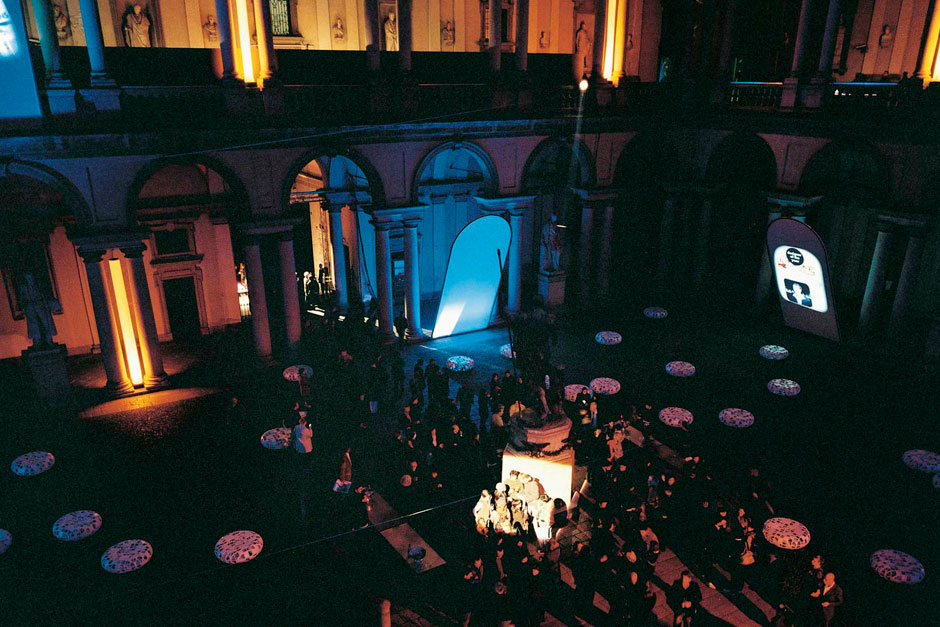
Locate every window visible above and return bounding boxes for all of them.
[269,0,291,36]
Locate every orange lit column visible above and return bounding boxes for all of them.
[80,249,133,396]
[213,0,240,82]
[277,233,302,348]
[122,246,169,389]
[252,0,278,82]
[372,220,394,338]
[591,0,608,80]
[402,218,422,337]
[243,237,273,359]
[916,0,940,83]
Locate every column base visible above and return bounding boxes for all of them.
[79,86,121,112]
[22,344,71,400]
[801,76,830,109]
[405,328,429,342]
[778,76,802,111]
[538,270,567,307]
[106,378,136,399]
[144,373,170,391]
[45,87,77,116]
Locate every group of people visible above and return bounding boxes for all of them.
[472,472,560,544]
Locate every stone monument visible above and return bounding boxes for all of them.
[538,214,566,307]
[501,403,574,507]
[18,272,70,401]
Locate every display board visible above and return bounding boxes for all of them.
[0,0,42,122]
[766,218,840,341]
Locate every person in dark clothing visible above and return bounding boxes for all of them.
[670,570,702,626]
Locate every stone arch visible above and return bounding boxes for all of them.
[799,139,891,204]
[613,131,681,189]
[411,140,499,203]
[705,132,779,191]
[0,159,93,227]
[520,136,596,193]
[281,145,386,215]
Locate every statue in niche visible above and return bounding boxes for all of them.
[626,32,633,51]
[203,14,218,43]
[539,30,549,49]
[122,4,151,47]
[332,16,345,41]
[540,214,564,272]
[384,12,398,51]
[53,3,70,41]
[441,20,455,46]
[574,22,591,75]
[17,272,59,349]
[878,25,893,49]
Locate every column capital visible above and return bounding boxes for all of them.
[401,217,422,229]
[120,244,147,259]
[370,219,393,232]
[77,248,106,264]
[74,231,149,261]
[571,187,622,205]
[875,212,931,234]
[472,195,536,213]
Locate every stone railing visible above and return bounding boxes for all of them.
[826,82,899,111]
[727,82,784,111]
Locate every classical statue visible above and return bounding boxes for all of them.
[332,16,345,41]
[539,30,549,49]
[574,22,591,74]
[17,272,59,349]
[384,12,398,51]
[123,4,151,48]
[203,14,218,43]
[53,3,70,41]
[540,214,563,272]
[441,20,454,46]
[878,25,893,49]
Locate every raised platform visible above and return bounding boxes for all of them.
[501,444,575,507]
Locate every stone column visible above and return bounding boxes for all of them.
[489,0,503,73]
[591,0,608,79]
[917,0,940,83]
[716,0,739,77]
[372,221,394,337]
[278,234,302,349]
[888,232,926,336]
[858,226,895,335]
[692,193,715,287]
[399,0,413,72]
[122,246,168,389]
[754,209,783,305]
[816,0,843,77]
[596,204,615,297]
[579,204,595,302]
[252,0,279,81]
[515,0,529,72]
[789,0,815,76]
[402,219,422,337]
[365,0,382,71]
[80,250,133,396]
[507,207,524,314]
[31,0,70,86]
[655,195,680,290]
[214,0,239,82]
[77,0,115,85]
[328,205,349,310]
[243,238,273,359]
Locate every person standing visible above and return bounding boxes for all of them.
[335,446,352,493]
[810,572,842,627]
[293,416,313,454]
[671,571,702,626]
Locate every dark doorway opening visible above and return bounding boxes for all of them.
[163,276,201,342]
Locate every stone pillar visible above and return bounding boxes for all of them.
[243,238,273,359]
[655,195,680,290]
[858,227,895,335]
[579,204,595,302]
[80,250,133,396]
[789,0,815,77]
[399,0,413,72]
[888,233,926,336]
[591,0,607,79]
[365,0,382,71]
[403,219,422,337]
[716,0,738,76]
[278,234,302,349]
[122,246,168,389]
[372,221,394,337]
[252,0,279,81]
[917,0,940,83]
[515,0,529,72]
[507,207,524,314]
[816,0,843,77]
[754,209,783,305]
[77,0,115,85]
[489,0,503,73]
[692,193,715,287]
[31,0,70,86]
[214,0,239,82]
[328,206,349,310]
[596,204,615,297]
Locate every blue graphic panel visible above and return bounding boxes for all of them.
[432,215,511,338]
[0,0,42,121]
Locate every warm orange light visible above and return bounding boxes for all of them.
[602,0,627,85]
[234,0,255,84]
[108,259,144,387]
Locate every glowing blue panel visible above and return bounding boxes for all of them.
[432,215,511,339]
[0,0,42,121]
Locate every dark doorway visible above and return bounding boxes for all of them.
[162,276,202,342]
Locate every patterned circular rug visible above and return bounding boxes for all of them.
[659,407,693,428]
[643,306,668,319]
[261,427,291,450]
[101,539,153,574]
[445,356,474,372]
[0,529,10,555]
[499,344,516,359]
[53,510,102,541]
[759,345,789,360]
[762,517,811,550]
[666,361,696,377]
[564,384,592,402]
[933,474,940,490]
[282,365,313,382]
[215,530,263,564]
[590,377,621,396]
[11,451,55,477]
[870,550,925,584]
[595,331,622,346]
[719,408,755,428]
[767,378,801,396]
[902,450,940,473]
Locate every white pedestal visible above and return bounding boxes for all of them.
[538,270,567,307]
[501,445,575,507]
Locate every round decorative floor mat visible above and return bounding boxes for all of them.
[261,427,291,450]
[590,377,621,396]
[499,344,516,359]
[53,510,102,541]
[215,530,263,564]
[666,361,696,377]
[659,407,693,428]
[870,550,925,584]
[282,365,313,381]
[101,539,153,574]
[902,449,940,473]
[445,356,474,372]
[564,384,592,402]
[762,517,810,550]
[595,331,622,346]
[767,378,801,396]
[719,408,755,428]
[0,529,11,555]
[643,306,668,319]
[759,345,789,360]
[11,451,55,477]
